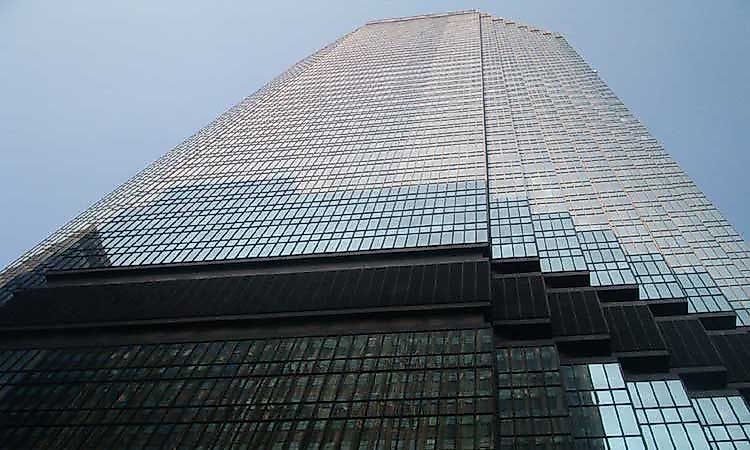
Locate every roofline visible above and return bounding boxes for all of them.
[489,15,563,38]
[364,10,564,38]
[366,10,478,25]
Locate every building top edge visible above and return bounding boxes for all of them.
[365,10,563,37]
[366,10,478,25]
[489,15,562,37]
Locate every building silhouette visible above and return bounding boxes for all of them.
[1,10,750,449]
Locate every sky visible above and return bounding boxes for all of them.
[0,1,748,270]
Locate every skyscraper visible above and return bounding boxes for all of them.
[1,9,749,448]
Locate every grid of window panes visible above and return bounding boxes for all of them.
[488,198,538,260]
[561,362,646,449]
[481,14,528,206]
[495,345,571,448]
[557,359,750,449]
[692,395,750,449]
[578,229,637,288]
[0,327,495,449]
[482,16,750,322]
[626,253,686,302]
[532,212,588,273]
[481,13,539,263]
[482,17,567,222]
[0,12,489,303]
[93,179,489,265]
[627,379,711,449]
[674,269,735,316]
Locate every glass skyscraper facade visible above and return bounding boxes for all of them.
[1,10,749,449]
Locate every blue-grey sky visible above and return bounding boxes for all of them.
[1,1,748,270]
